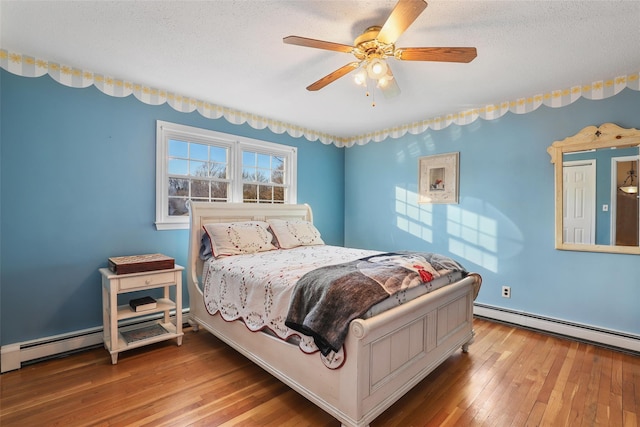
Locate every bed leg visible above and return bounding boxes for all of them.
[462,329,476,353]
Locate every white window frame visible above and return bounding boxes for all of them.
[155,120,297,230]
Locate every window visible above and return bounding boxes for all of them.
[156,121,297,230]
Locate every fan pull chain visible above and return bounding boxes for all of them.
[371,87,376,107]
[364,78,376,107]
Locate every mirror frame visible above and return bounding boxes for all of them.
[547,123,640,254]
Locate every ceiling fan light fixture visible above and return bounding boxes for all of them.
[366,58,388,80]
[283,0,477,97]
[354,69,367,86]
[377,70,394,88]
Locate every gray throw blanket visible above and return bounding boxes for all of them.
[285,251,467,356]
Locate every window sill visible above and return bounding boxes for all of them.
[155,221,189,231]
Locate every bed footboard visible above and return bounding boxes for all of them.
[188,269,477,427]
[342,277,476,426]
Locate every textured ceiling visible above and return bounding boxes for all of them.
[2,1,640,138]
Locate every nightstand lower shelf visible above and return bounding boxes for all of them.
[105,321,184,364]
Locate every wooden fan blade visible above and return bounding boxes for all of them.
[306,62,360,91]
[283,36,354,54]
[396,47,477,62]
[379,67,401,99]
[377,0,428,45]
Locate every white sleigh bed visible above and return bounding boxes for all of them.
[187,202,482,427]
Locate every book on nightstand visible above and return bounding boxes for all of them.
[129,296,157,312]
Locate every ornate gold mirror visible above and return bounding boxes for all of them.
[547,123,640,254]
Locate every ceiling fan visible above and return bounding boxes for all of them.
[283,0,477,100]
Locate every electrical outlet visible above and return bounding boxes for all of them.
[501,286,511,298]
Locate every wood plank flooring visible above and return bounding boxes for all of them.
[1,318,638,426]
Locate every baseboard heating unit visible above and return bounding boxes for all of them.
[3,307,637,373]
[1,310,189,373]
[474,303,640,355]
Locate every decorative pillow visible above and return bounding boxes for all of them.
[203,221,277,258]
[267,219,324,249]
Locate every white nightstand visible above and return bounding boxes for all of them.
[100,265,184,364]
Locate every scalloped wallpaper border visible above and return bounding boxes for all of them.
[2,49,638,148]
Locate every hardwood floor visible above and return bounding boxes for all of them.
[1,318,638,426]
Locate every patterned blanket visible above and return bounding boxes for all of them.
[285,252,468,356]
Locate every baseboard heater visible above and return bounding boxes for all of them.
[1,310,190,373]
[474,303,640,354]
[3,306,638,373]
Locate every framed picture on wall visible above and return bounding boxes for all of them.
[418,152,459,204]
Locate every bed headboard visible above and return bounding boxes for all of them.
[187,202,313,290]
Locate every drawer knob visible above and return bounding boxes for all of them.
[145,279,151,285]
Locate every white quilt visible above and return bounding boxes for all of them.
[202,246,377,351]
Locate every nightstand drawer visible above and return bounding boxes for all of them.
[118,271,176,291]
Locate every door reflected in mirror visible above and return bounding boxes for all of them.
[548,123,640,254]
[563,149,639,246]
[615,159,639,246]
[562,156,596,244]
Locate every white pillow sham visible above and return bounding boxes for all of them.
[267,218,324,249]
[203,221,277,258]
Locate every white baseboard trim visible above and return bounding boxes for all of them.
[474,303,640,354]
[1,310,190,373]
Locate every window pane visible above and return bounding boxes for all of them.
[192,179,209,198]
[257,153,271,169]
[210,146,227,163]
[271,169,283,184]
[210,163,227,179]
[259,185,273,201]
[168,158,188,175]
[243,167,256,181]
[256,169,268,182]
[274,186,285,202]
[169,139,188,157]
[190,160,207,176]
[211,181,228,200]
[243,151,256,167]
[190,143,208,161]
[241,151,286,185]
[168,197,188,216]
[243,183,258,202]
[168,178,189,196]
[272,156,284,170]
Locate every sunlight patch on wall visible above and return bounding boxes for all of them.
[395,186,499,272]
[447,206,498,252]
[395,186,433,243]
[447,205,499,272]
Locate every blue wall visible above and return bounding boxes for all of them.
[0,70,345,345]
[344,89,640,336]
[2,68,639,347]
